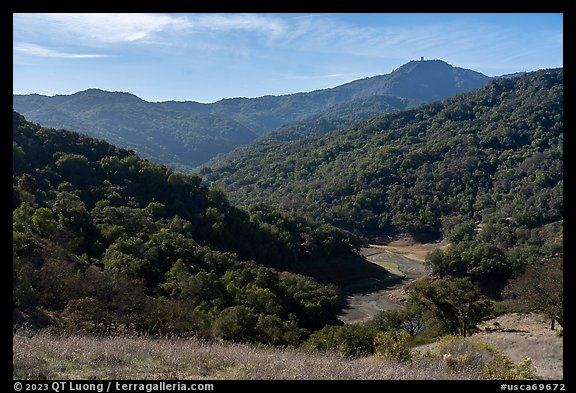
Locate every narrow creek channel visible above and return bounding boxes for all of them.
[338,247,429,324]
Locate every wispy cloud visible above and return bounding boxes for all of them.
[13,13,562,78]
[258,16,449,60]
[14,13,286,45]
[14,42,111,59]
[11,13,467,59]
[14,13,191,44]
[188,14,285,36]
[282,19,467,60]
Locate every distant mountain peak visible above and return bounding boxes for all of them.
[392,58,483,75]
[68,88,143,104]
[379,59,490,101]
[403,58,451,66]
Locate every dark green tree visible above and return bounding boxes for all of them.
[503,256,563,330]
[408,277,494,336]
[212,306,258,342]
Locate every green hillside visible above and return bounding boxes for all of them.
[208,69,563,245]
[13,112,368,344]
[202,94,420,168]
[12,67,563,365]
[12,90,257,171]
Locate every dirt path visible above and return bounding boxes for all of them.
[338,239,446,324]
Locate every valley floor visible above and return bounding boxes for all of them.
[337,238,563,380]
[339,237,446,323]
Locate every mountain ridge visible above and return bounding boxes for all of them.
[14,59,492,170]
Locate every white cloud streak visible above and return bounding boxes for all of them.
[14,42,111,59]
[188,13,285,36]
[13,13,562,71]
[14,13,191,43]
[14,13,286,45]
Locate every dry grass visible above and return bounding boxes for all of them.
[478,332,563,380]
[413,313,563,380]
[476,313,563,380]
[13,331,482,380]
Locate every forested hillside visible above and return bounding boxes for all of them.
[11,64,563,365]
[203,95,420,167]
[208,69,563,241]
[13,112,366,344]
[12,90,257,172]
[14,60,490,170]
[207,69,563,306]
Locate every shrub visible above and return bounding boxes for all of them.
[212,306,258,342]
[303,324,376,358]
[485,353,537,380]
[430,336,537,379]
[59,297,112,334]
[374,331,412,362]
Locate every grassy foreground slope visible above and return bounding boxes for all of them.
[14,311,562,380]
[12,332,481,380]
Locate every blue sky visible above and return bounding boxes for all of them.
[13,13,563,103]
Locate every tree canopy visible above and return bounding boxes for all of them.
[207,69,562,247]
[12,112,361,344]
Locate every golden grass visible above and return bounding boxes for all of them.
[475,313,563,380]
[14,331,482,380]
[412,313,563,380]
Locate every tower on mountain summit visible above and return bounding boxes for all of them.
[420,56,424,61]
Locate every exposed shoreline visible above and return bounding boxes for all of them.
[338,239,440,324]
